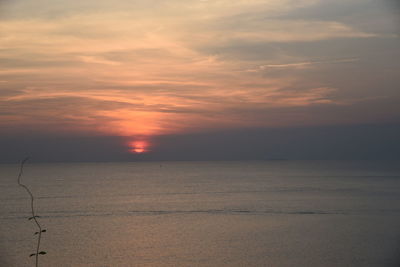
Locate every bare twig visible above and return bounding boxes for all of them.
[17,158,46,267]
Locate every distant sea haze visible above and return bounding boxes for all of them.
[1,160,400,266]
[1,123,400,163]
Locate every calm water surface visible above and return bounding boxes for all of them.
[1,161,400,266]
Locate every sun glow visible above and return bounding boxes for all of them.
[128,140,150,154]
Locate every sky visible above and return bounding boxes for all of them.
[0,0,399,162]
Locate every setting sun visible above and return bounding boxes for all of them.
[128,140,150,154]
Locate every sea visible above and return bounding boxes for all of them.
[1,160,400,267]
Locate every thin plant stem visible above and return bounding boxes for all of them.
[17,158,45,267]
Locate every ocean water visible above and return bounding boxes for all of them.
[1,160,400,267]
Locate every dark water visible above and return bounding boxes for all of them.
[1,161,400,266]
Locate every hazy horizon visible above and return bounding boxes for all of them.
[1,123,399,163]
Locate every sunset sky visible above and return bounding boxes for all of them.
[1,0,399,162]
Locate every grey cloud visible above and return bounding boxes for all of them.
[278,0,400,34]
[99,49,179,62]
[0,0,145,20]
[197,42,283,61]
[1,96,135,114]
[0,94,208,121]
[93,83,213,92]
[0,88,25,98]
[0,0,192,21]
[261,58,358,69]
[0,57,81,68]
[278,0,372,21]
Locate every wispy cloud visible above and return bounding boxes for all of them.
[254,58,360,70]
[0,0,398,137]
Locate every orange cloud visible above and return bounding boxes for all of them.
[0,0,395,140]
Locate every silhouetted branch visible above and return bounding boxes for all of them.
[17,158,46,267]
